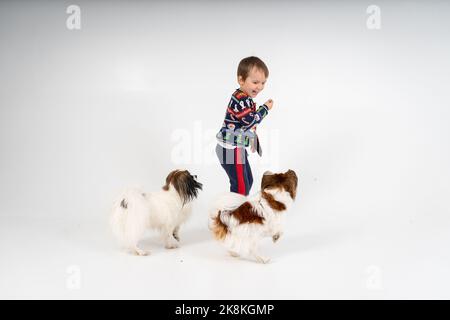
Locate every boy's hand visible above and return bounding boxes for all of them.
[264,99,274,110]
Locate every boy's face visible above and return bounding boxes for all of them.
[238,67,267,98]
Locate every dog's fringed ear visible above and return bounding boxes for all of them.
[286,169,297,180]
[261,170,274,190]
[286,170,298,185]
[163,169,180,190]
[261,172,274,190]
[285,169,298,200]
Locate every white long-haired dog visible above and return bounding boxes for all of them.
[209,170,298,263]
[111,169,203,256]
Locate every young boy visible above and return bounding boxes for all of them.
[215,56,274,196]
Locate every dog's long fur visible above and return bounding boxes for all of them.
[111,170,202,256]
[209,170,298,263]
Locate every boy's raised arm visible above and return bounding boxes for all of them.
[227,95,272,131]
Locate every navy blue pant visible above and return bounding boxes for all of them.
[216,144,253,196]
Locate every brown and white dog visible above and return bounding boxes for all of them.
[209,170,298,263]
[111,170,202,256]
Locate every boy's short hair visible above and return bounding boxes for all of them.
[237,56,269,81]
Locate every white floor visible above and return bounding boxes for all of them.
[1,201,449,299]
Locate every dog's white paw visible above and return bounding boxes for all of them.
[255,255,271,264]
[228,251,240,258]
[165,241,180,249]
[134,248,150,256]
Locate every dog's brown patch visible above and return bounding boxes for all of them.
[211,211,228,240]
[261,169,298,200]
[261,191,287,211]
[231,202,265,225]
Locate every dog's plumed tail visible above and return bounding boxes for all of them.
[210,211,229,241]
[110,188,149,249]
[208,192,247,241]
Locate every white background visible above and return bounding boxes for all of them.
[1,0,450,299]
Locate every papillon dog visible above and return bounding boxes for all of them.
[209,170,298,263]
[111,169,202,255]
